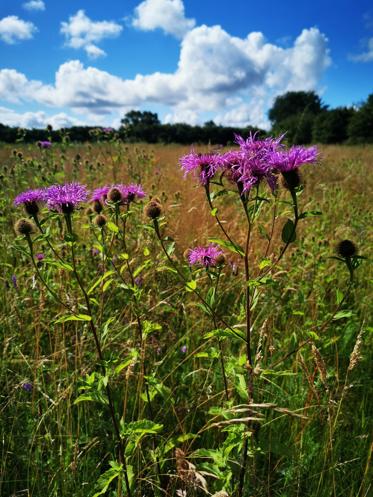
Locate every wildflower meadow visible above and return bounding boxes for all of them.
[0,133,372,497]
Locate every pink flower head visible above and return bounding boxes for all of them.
[270,145,318,172]
[14,188,45,207]
[234,133,284,193]
[188,244,224,268]
[91,186,110,202]
[38,140,52,149]
[179,152,224,185]
[45,183,88,213]
[121,184,146,202]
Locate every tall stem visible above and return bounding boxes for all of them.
[66,213,132,497]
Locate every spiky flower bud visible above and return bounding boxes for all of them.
[15,218,35,236]
[337,240,357,258]
[93,200,103,213]
[144,200,162,219]
[94,214,107,227]
[282,170,301,190]
[107,187,123,203]
[215,253,226,266]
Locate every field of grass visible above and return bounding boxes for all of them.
[0,139,372,497]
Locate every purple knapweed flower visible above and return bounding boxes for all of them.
[270,145,318,172]
[179,152,224,185]
[22,382,33,392]
[14,188,45,216]
[121,184,146,202]
[102,127,114,133]
[44,183,88,213]
[38,140,52,149]
[188,244,224,268]
[35,253,45,261]
[233,133,283,193]
[91,186,110,202]
[134,276,143,287]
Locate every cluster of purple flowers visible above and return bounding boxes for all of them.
[179,133,318,193]
[14,183,146,215]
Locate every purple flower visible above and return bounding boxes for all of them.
[270,145,318,172]
[134,276,143,287]
[22,382,33,392]
[35,253,45,261]
[121,184,146,202]
[44,183,88,213]
[188,244,224,268]
[38,140,52,149]
[179,152,224,185]
[14,188,45,216]
[91,247,100,256]
[11,274,18,290]
[91,186,110,202]
[180,345,187,354]
[233,133,283,192]
[103,127,114,133]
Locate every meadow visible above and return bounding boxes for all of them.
[0,136,372,497]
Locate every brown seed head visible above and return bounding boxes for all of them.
[15,218,35,236]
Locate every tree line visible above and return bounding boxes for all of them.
[0,91,372,145]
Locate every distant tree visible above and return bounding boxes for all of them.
[312,107,356,144]
[269,91,326,125]
[120,111,161,142]
[347,94,373,143]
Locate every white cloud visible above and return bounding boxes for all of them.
[60,9,122,58]
[133,0,195,38]
[350,37,373,62]
[0,22,330,128]
[0,15,36,44]
[23,0,45,11]
[0,106,83,129]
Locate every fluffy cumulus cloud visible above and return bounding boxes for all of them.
[351,37,373,62]
[0,15,36,44]
[0,0,331,129]
[0,107,84,129]
[60,10,123,58]
[133,0,196,38]
[23,0,45,11]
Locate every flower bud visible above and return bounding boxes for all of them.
[144,200,162,219]
[15,218,35,236]
[94,214,107,227]
[337,239,357,258]
[108,187,123,203]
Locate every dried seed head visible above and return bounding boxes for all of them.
[107,187,123,203]
[144,200,162,219]
[282,170,301,190]
[337,239,357,258]
[15,218,35,236]
[93,200,103,213]
[94,214,107,227]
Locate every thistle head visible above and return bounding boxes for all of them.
[107,187,123,203]
[144,200,162,219]
[15,218,35,236]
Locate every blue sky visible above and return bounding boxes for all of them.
[0,0,372,129]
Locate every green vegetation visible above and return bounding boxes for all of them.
[0,139,372,497]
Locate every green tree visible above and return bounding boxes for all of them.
[347,94,373,143]
[312,107,355,144]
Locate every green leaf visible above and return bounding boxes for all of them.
[107,221,119,233]
[258,258,271,270]
[333,310,353,321]
[210,207,218,217]
[186,280,197,292]
[92,463,122,497]
[299,210,322,219]
[121,419,163,438]
[281,219,296,244]
[54,313,92,323]
[208,237,244,257]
